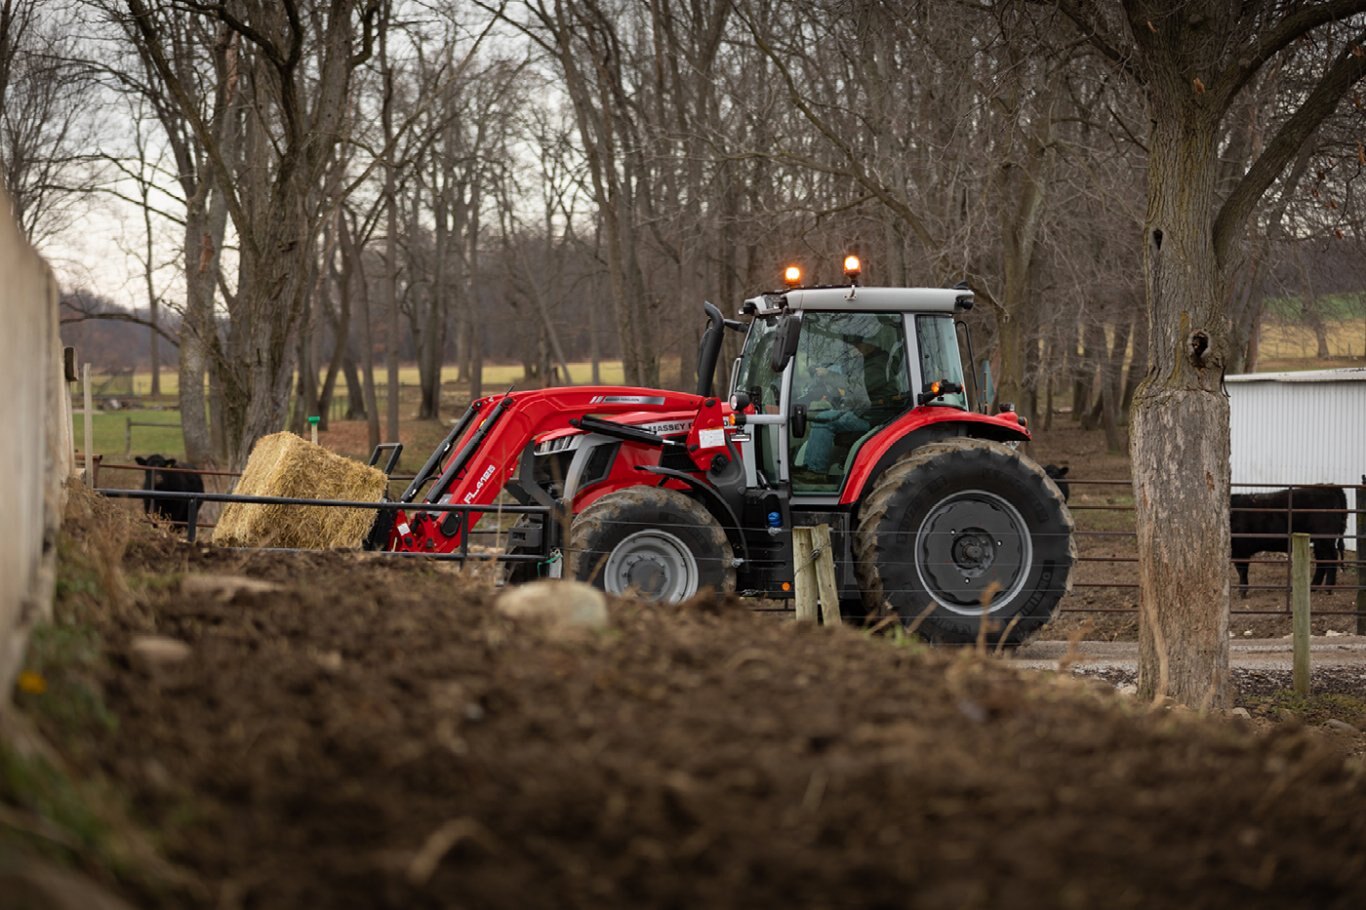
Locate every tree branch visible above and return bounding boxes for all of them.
[60,310,181,346]
[1050,0,1139,82]
[1218,0,1366,109]
[1215,32,1366,266]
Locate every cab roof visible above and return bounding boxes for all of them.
[742,286,971,315]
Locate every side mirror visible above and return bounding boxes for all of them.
[769,312,803,373]
[917,379,963,406]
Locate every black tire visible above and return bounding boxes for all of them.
[854,438,1074,645]
[569,486,735,601]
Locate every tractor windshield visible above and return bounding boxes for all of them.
[915,315,968,410]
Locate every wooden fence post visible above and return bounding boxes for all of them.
[794,524,840,625]
[793,526,818,623]
[1356,476,1364,636]
[812,525,841,625]
[1291,532,1311,696]
[82,363,94,482]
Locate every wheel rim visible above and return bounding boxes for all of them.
[602,529,700,601]
[914,491,1032,614]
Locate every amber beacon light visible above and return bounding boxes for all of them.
[783,265,802,287]
[843,254,861,283]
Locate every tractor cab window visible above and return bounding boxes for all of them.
[790,312,910,492]
[915,315,968,410]
[735,317,782,413]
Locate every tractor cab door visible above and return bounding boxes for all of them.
[732,315,788,486]
[787,311,912,494]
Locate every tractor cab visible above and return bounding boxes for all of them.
[726,261,977,499]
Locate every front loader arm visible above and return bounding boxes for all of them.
[385,386,720,553]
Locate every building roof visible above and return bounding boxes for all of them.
[1226,367,1366,384]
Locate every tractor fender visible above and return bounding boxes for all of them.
[633,465,751,566]
[838,410,1031,508]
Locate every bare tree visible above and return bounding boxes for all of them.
[89,1,240,463]
[1058,0,1366,707]
[0,0,96,245]
[122,0,380,467]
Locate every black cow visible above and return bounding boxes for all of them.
[1044,464,1070,502]
[1229,485,1347,598]
[135,454,205,530]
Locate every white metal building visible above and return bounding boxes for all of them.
[1227,367,1365,545]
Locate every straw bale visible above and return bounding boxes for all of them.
[212,432,387,549]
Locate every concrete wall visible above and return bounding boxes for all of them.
[0,182,71,699]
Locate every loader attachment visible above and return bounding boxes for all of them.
[382,386,729,555]
[399,400,485,503]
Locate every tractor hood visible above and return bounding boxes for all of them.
[533,400,728,453]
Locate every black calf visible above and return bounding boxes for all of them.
[135,454,205,530]
[1229,485,1347,598]
[1043,464,1070,502]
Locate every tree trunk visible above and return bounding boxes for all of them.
[1244,310,1261,372]
[142,183,161,398]
[466,205,484,402]
[1121,301,1148,416]
[178,199,225,465]
[418,167,447,421]
[1131,109,1231,709]
[1098,318,1131,453]
[340,211,380,451]
[317,223,347,431]
[383,170,400,443]
[1078,321,1105,430]
[228,240,313,468]
[995,311,1026,416]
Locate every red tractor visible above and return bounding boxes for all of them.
[379,260,1074,644]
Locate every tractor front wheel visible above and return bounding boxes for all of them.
[569,487,735,601]
[854,438,1074,645]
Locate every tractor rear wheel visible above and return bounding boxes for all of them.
[569,486,735,601]
[854,438,1074,645]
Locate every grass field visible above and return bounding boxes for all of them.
[1257,317,1366,362]
[74,409,185,460]
[1264,291,1366,321]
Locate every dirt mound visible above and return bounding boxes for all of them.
[19,492,1366,909]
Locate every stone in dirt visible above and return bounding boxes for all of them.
[180,574,284,600]
[128,635,192,668]
[494,579,609,629]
